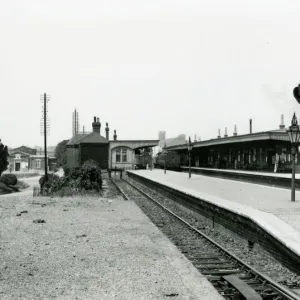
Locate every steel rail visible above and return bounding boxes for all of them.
[110,178,129,200]
[117,177,300,300]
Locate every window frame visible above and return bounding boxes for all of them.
[115,147,128,163]
[121,148,127,162]
[36,159,41,169]
[116,149,121,163]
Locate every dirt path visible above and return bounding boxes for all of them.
[1,178,217,300]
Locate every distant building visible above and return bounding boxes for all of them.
[166,134,186,147]
[158,131,166,147]
[7,146,55,172]
[66,117,109,169]
[66,117,159,170]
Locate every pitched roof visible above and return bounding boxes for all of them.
[79,132,108,144]
[8,150,31,156]
[67,134,90,146]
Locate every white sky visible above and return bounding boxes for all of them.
[1,0,300,148]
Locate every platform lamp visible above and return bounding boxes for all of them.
[187,136,193,179]
[149,148,153,171]
[286,112,300,202]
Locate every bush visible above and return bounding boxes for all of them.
[79,160,102,191]
[39,173,60,189]
[40,160,102,196]
[0,174,17,186]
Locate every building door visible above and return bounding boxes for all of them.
[15,162,20,171]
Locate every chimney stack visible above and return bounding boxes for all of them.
[217,129,221,138]
[113,129,117,141]
[224,127,228,138]
[249,119,252,134]
[279,114,285,129]
[233,125,237,136]
[105,122,109,140]
[92,116,101,134]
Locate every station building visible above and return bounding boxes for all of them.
[66,117,158,170]
[167,116,299,173]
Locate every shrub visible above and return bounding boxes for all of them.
[62,164,70,176]
[82,159,99,168]
[0,174,18,186]
[79,160,102,191]
[39,173,60,189]
[40,160,102,196]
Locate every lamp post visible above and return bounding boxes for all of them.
[286,112,300,202]
[149,149,153,171]
[187,136,193,178]
[164,142,167,174]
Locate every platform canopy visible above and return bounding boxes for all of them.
[167,129,289,151]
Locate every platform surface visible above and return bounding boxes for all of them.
[128,169,300,258]
[182,166,300,179]
[0,180,223,300]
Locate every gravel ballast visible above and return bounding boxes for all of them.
[0,183,222,300]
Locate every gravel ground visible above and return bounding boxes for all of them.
[125,176,300,289]
[0,179,222,300]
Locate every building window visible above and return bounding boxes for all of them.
[122,148,127,162]
[116,149,121,163]
[36,159,41,169]
[115,148,127,163]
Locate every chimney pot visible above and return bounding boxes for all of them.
[279,114,285,129]
[113,130,117,141]
[250,119,252,134]
[217,129,221,138]
[92,116,101,134]
[233,125,237,136]
[105,122,109,140]
[224,127,228,137]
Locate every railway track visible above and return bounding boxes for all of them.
[111,177,300,300]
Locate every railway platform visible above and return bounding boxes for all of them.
[181,166,300,190]
[0,182,223,300]
[182,166,300,179]
[127,169,300,261]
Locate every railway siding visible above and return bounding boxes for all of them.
[127,170,300,274]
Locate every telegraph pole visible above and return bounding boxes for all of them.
[40,93,50,181]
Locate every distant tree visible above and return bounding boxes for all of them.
[0,139,9,176]
[55,139,69,168]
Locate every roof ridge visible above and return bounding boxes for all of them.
[79,132,108,144]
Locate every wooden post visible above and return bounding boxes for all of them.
[43,93,48,181]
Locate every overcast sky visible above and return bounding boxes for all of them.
[1,0,300,148]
